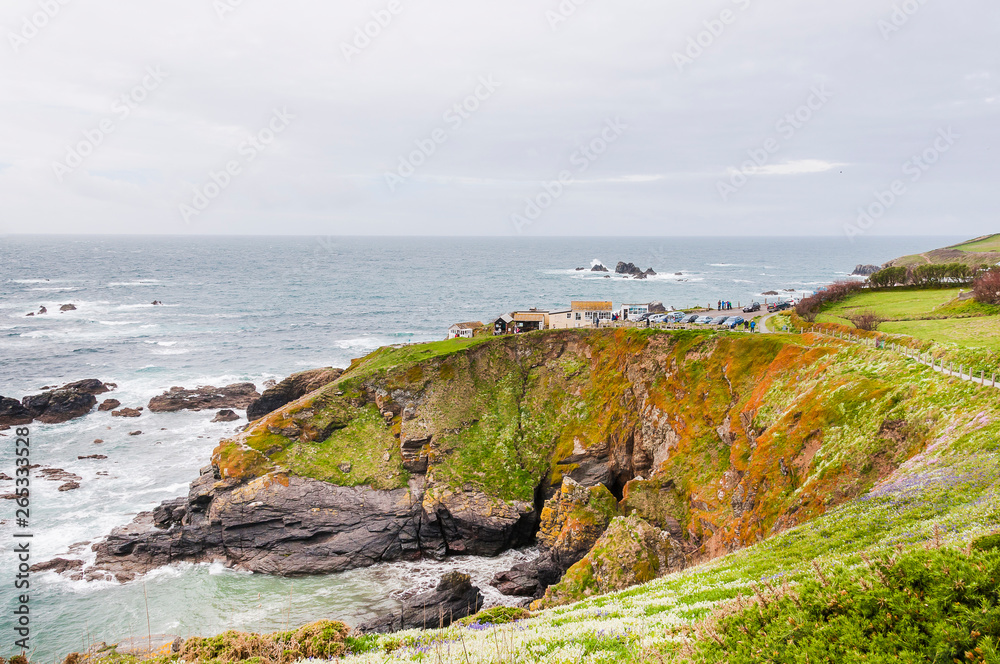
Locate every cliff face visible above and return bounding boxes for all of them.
[91,329,946,582]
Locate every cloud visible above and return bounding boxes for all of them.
[0,0,997,236]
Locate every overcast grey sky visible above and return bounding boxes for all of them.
[0,0,997,236]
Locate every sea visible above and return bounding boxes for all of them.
[0,235,960,661]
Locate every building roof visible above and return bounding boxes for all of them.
[571,300,613,311]
[493,313,514,323]
[450,321,483,330]
[512,311,547,322]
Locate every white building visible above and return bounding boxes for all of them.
[549,301,614,329]
[619,303,650,320]
[448,322,482,339]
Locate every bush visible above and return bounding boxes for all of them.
[973,269,1000,306]
[689,545,1000,663]
[180,620,349,664]
[795,281,866,321]
[848,310,885,331]
[971,532,1000,552]
[458,606,532,626]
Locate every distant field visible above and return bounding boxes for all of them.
[951,234,1000,253]
[879,317,1000,353]
[819,288,963,320]
[817,287,1000,351]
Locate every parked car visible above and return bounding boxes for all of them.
[710,316,729,325]
[742,302,761,313]
[648,313,670,323]
[683,314,700,323]
[727,316,746,329]
[696,316,714,324]
[775,302,793,311]
[667,311,688,323]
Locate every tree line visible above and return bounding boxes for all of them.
[867,262,993,288]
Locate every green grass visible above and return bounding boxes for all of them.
[951,233,1000,253]
[879,317,1000,353]
[342,336,495,379]
[819,288,963,320]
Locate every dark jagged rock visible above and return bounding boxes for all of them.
[212,409,240,423]
[148,383,259,413]
[357,572,484,633]
[852,264,882,276]
[590,264,609,272]
[644,268,657,276]
[99,399,121,411]
[15,380,112,425]
[59,482,81,491]
[0,396,33,428]
[88,469,536,582]
[112,408,142,418]
[30,558,84,574]
[615,262,643,276]
[648,302,667,314]
[78,455,108,460]
[60,304,77,312]
[492,478,617,599]
[246,368,343,421]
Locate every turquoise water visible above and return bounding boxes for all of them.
[0,235,957,661]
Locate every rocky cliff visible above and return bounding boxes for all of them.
[88,329,943,591]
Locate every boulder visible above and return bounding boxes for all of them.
[0,396,33,428]
[128,430,142,436]
[644,268,656,276]
[533,515,685,609]
[59,481,81,492]
[852,264,881,276]
[212,409,240,423]
[99,399,121,412]
[615,262,643,276]
[246,368,342,421]
[591,264,609,273]
[357,572,484,633]
[31,558,85,574]
[112,408,142,418]
[148,383,260,413]
[78,455,108,460]
[16,380,112,424]
[647,302,667,314]
[60,304,77,312]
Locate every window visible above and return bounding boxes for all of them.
[575,313,581,320]
[566,313,571,319]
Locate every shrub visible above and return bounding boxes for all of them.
[973,269,1000,306]
[848,310,885,331]
[180,620,349,664]
[458,606,532,626]
[795,281,866,321]
[971,532,1000,552]
[688,545,1000,663]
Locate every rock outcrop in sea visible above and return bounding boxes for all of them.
[1,379,114,428]
[147,383,260,413]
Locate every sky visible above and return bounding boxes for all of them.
[0,0,997,237]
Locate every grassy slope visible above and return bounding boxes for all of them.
[333,345,1000,662]
[952,233,1000,253]
[889,234,1000,268]
[815,288,1000,353]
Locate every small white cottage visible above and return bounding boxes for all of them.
[448,322,482,339]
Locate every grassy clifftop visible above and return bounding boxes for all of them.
[887,234,1000,269]
[213,328,996,564]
